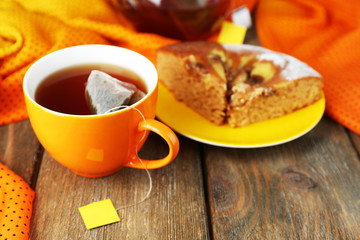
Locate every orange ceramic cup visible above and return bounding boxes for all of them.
[23,44,179,178]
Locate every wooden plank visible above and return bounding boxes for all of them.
[0,120,41,185]
[204,116,360,239]
[349,131,360,156]
[29,134,210,239]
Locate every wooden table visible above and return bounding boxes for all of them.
[1,27,360,240]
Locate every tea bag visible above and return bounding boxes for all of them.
[85,70,136,114]
[115,79,146,105]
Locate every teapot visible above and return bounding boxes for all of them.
[117,0,231,40]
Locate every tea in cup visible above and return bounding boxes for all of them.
[23,44,179,178]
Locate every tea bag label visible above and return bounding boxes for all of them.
[217,21,247,44]
[79,199,120,229]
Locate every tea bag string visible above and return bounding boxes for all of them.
[105,105,153,210]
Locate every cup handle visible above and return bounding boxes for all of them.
[124,119,180,169]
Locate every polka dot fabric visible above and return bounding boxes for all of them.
[255,0,360,135]
[0,163,35,240]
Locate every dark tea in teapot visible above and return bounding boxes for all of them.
[117,0,231,40]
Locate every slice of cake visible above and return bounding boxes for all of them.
[225,44,323,127]
[156,41,228,125]
[156,41,323,127]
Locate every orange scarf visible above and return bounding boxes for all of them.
[256,0,360,134]
[0,163,35,240]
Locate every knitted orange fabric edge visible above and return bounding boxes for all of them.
[0,163,35,240]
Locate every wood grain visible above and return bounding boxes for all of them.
[29,134,210,239]
[204,116,360,239]
[349,131,360,157]
[0,120,41,185]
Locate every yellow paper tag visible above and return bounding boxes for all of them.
[217,21,247,44]
[79,199,120,229]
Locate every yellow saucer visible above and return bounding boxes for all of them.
[156,83,325,148]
